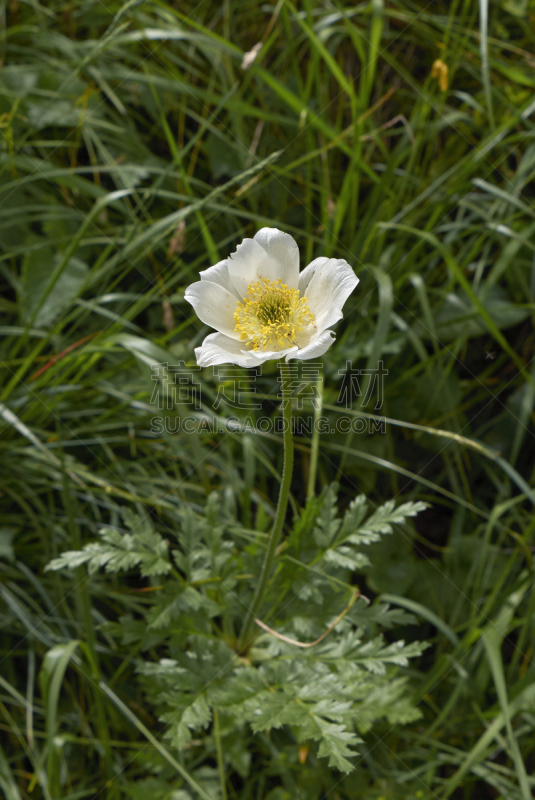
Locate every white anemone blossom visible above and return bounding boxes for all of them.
[185,228,359,367]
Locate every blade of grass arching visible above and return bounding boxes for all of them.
[377,222,535,390]
[417,682,465,743]
[329,135,362,256]
[98,681,215,800]
[484,221,535,291]
[0,674,37,714]
[1,187,134,381]
[0,402,74,477]
[438,749,527,799]
[270,85,397,179]
[467,499,529,633]
[482,628,531,800]
[510,360,535,467]
[471,178,535,218]
[145,71,219,264]
[128,81,241,224]
[379,594,460,647]
[252,65,380,185]
[408,276,476,503]
[0,582,61,649]
[474,556,531,637]
[4,154,280,398]
[390,311,429,361]
[1,158,126,207]
[409,273,439,353]
[0,744,23,800]
[471,573,529,698]
[323,402,535,506]
[479,0,494,129]
[299,2,318,264]
[327,441,493,520]
[14,562,70,638]
[509,517,535,679]
[286,0,356,107]
[389,160,466,226]
[0,695,52,800]
[161,2,381,181]
[377,45,534,179]
[440,683,535,798]
[115,150,282,258]
[39,640,80,797]
[336,266,393,481]
[60,465,113,777]
[26,647,35,754]
[363,0,384,107]
[285,0,360,255]
[256,388,534,506]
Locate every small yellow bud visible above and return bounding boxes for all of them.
[431,59,448,92]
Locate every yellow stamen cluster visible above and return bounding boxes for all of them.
[234,277,314,350]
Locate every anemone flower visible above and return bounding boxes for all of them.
[185,228,359,367]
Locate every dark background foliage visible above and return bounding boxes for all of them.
[1,0,535,798]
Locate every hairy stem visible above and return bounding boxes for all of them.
[238,368,293,652]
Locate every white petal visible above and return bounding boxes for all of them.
[298,257,329,296]
[227,238,280,298]
[253,228,299,289]
[248,345,297,364]
[184,281,240,339]
[287,329,336,361]
[303,258,359,331]
[195,333,260,368]
[199,259,241,299]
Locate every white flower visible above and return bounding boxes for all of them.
[184,228,359,367]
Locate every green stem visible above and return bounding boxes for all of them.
[306,368,323,500]
[238,368,294,652]
[213,707,227,800]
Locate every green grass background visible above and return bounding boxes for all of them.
[1,0,535,798]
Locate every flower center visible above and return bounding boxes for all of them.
[234,277,314,350]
